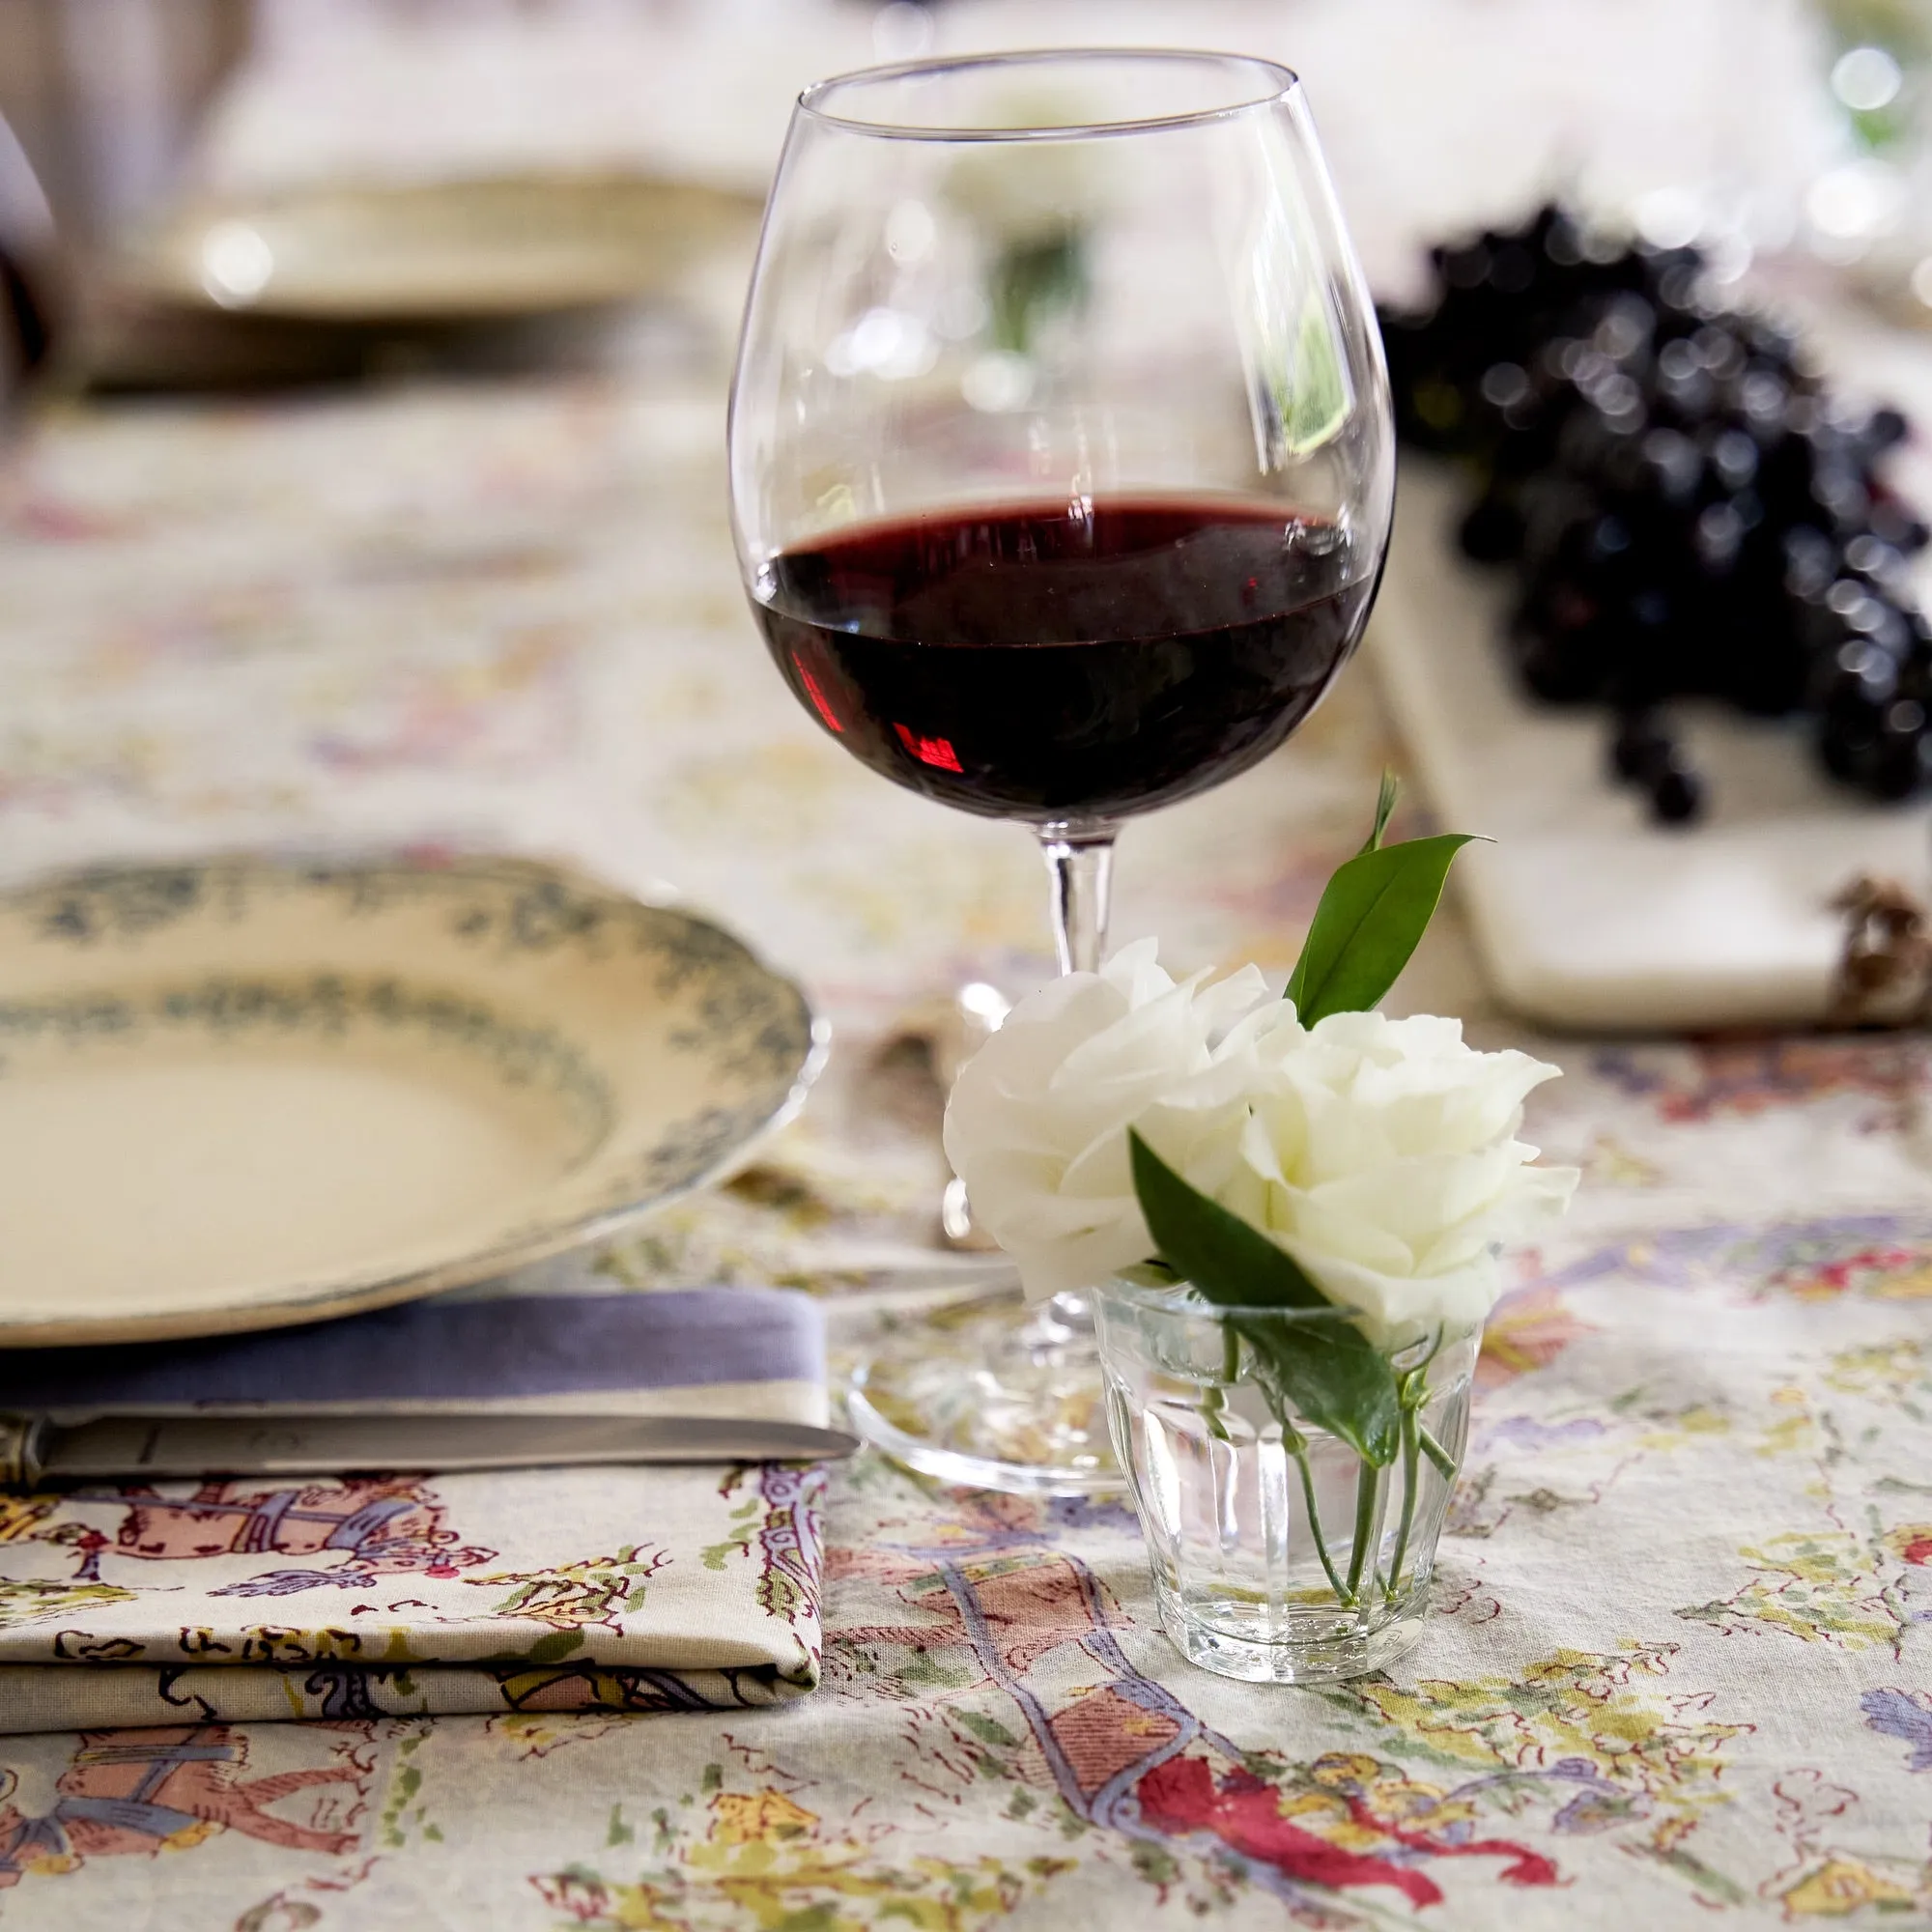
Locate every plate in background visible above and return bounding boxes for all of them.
[0,854,824,1345]
[130,174,760,321]
[1373,461,1932,1032]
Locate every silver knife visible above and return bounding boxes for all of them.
[0,1411,858,1488]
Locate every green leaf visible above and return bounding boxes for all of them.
[1361,770,1401,854]
[1128,1133,1400,1465]
[1284,833,1479,1024]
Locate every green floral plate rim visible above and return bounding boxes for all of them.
[0,851,827,1346]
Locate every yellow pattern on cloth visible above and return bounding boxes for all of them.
[1,372,1930,1926]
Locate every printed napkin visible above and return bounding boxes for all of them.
[0,1283,829,1733]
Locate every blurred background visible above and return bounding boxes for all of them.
[4,0,1932,1021]
[0,0,1926,396]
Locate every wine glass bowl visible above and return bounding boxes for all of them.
[729,50,1395,1493]
[733,51,1392,829]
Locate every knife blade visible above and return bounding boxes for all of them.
[0,1410,858,1488]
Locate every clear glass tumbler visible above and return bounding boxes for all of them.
[1094,1277,1476,1683]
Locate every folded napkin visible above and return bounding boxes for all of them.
[0,1283,830,1734]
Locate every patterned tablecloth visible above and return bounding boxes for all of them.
[2,334,1931,1929]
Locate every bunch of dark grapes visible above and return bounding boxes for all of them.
[1379,204,1931,823]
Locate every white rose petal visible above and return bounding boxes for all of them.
[1225,1003,1578,1342]
[942,940,1269,1302]
[943,943,1577,1335]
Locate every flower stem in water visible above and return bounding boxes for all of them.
[1418,1421,1457,1481]
[1286,1437,1350,1605]
[1345,1459,1380,1604]
[1384,1399,1422,1607]
[1201,1382,1229,1443]
[1202,1321,1242,1443]
[1250,1339,1354,1605]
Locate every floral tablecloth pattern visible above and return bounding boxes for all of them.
[1,364,1930,1928]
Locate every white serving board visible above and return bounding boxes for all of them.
[1371,461,1932,1032]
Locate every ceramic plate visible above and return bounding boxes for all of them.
[0,855,824,1345]
[133,175,760,321]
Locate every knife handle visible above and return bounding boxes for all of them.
[0,1416,46,1490]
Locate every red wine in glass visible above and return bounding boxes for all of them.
[753,497,1377,822]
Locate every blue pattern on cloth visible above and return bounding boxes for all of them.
[0,1282,829,1731]
[0,1284,824,1414]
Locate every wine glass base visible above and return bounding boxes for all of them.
[846,1289,1125,1496]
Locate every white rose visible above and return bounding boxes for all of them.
[942,939,1271,1302]
[1216,1006,1577,1343]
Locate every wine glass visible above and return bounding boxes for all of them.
[728,50,1394,1494]
[0,111,55,434]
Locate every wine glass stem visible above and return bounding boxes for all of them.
[1032,821,1120,1354]
[1038,822,1119,976]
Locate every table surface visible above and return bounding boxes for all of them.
[2,326,1932,1930]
